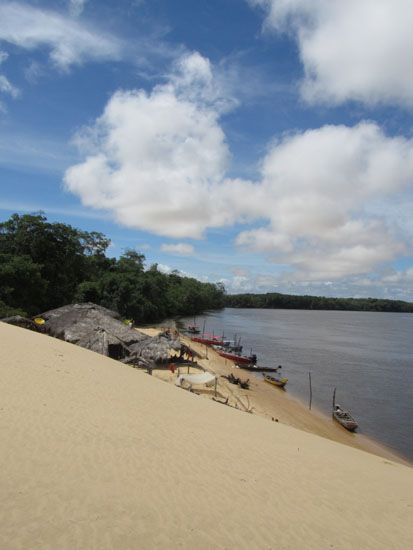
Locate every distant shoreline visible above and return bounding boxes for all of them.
[225,292,413,313]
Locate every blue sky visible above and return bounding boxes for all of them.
[1,0,413,300]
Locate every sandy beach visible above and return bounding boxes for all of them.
[1,321,412,549]
[140,327,409,464]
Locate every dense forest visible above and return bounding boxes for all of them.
[225,292,413,313]
[0,214,225,322]
[2,214,412,323]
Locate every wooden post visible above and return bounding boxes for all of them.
[308,371,313,410]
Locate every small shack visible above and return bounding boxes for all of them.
[37,303,180,367]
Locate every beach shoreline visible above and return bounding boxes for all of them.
[137,326,411,466]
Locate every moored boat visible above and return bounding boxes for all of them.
[186,318,201,334]
[263,373,288,388]
[221,337,243,353]
[215,347,257,364]
[332,405,358,431]
[191,334,225,346]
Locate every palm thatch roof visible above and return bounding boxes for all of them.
[38,303,180,365]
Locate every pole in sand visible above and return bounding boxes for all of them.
[308,371,313,410]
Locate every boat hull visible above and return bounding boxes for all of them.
[217,349,257,364]
[191,336,224,346]
[263,375,288,388]
[333,413,358,431]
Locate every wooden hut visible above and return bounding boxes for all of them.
[38,303,180,366]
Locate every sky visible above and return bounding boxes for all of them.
[1,0,413,300]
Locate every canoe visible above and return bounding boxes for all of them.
[263,374,288,388]
[333,405,358,431]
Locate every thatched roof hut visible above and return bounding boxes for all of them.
[38,303,180,365]
[0,315,39,331]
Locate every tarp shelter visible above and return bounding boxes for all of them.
[175,372,216,387]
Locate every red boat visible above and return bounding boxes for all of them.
[216,348,257,365]
[191,334,224,346]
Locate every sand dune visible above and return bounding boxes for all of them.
[1,322,412,549]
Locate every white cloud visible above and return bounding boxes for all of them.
[156,263,173,274]
[65,52,255,238]
[160,243,195,256]
[0,48,18,104]
[68,0,87,17]
[236,122,413,280]
[0,74,19,98]
[65,50,413,284]
[0,2,121,71]
[250,0,413,108]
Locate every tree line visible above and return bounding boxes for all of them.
[225,292,413,313]
[0,213,225,322]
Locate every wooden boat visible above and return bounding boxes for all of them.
[186,317,201,334]
[333,405,358,431]
[215,347,257,365]
[263,373,288,388]
[221,338,243,353]
[191,334,224,346]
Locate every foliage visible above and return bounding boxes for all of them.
[225,292,413,313]
[0,213,226,322]
[0,299,27,318]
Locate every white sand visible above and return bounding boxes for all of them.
[1,322,412,549]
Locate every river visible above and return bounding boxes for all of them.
[180,308,413,461]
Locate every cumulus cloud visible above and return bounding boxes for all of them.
[65,50,413,283]
[0,2,121,70]
[236,122,413,279]
[160,243,195,256]
[250,0,413,107]
[65,52,256,238]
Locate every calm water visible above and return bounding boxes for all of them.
[180,308,413,460]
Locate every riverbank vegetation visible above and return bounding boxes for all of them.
[225,292,413,313]
[0,214,225,322]
[2,213,412,322]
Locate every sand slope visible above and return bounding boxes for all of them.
[0,322,412,550]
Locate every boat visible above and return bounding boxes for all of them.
[332,405,358,431]
[187,324,200,334]
[263,373,288,388]
[191,334,225,346]
[215,347,257,365]
[221,338,243,353]
[186,318,201,334]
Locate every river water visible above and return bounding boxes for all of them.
[180,308,413,461]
